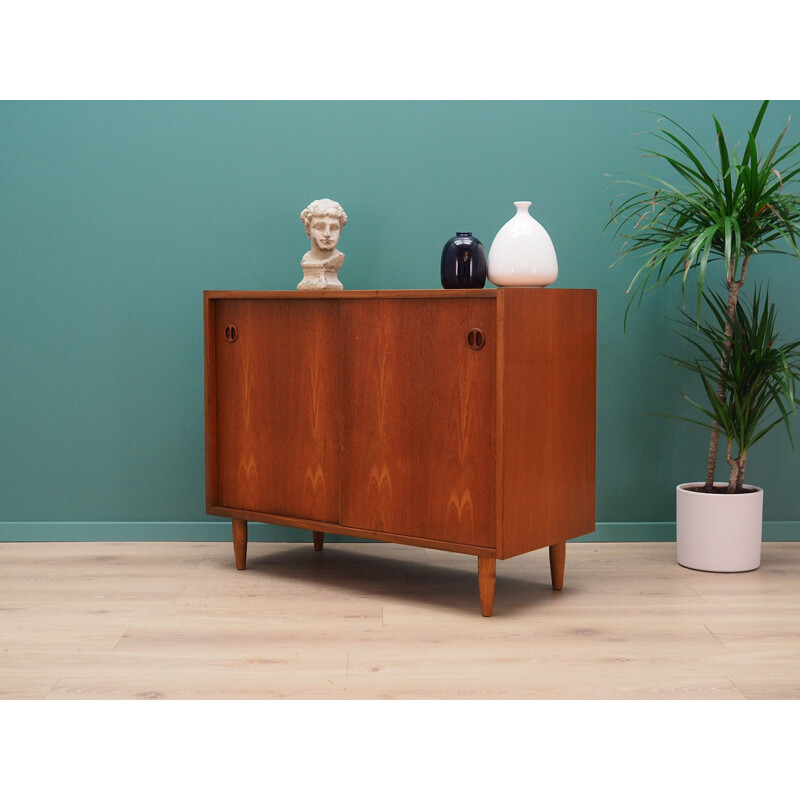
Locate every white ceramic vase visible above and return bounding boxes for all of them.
[487,201,558,287]
[676,482,763,572]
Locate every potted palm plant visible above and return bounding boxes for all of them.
[607,100,800,571]
[669,287,800,570]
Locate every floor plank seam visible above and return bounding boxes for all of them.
[725,676,749,699]
[701,623,729,648]
[113,625,132,650]
[687,585,708,602]
[171,584,192,606]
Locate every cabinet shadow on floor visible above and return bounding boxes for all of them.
[209,543,568,616]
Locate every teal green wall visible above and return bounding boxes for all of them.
[2,100,799,542]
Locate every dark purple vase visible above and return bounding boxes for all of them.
[440,231,487,289]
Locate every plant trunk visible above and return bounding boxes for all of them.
[704,423,723,489]
[726,438,747,493]
[736,451,747,492]
[704,254,751,490]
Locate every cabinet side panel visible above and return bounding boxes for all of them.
[204,293,219,512]
[213,298,340,523]
[499,289,596,558]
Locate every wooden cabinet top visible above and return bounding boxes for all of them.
[204,288,595,301]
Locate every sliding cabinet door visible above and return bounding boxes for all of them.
[210,298,339,523]
[340,298,495,547]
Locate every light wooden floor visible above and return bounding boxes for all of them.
[1,540,798,699]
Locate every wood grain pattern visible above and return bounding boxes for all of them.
[209,505,497,557]
[212,298,339,522]
[497,289,596,558]
[204,289,500,301]
[549,541,565,590]
[203,292,219,514]
[339,298,495,547]
[3,542,799,699]
[478,556,496,617]
[204,289,596,615]
[232,518,247,570]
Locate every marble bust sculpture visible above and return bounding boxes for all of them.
[298,198,348,290]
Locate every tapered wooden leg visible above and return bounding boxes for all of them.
[478,556,496,617]
[549,541,566,590]
[232,518,248,570]
[313,531,324,551]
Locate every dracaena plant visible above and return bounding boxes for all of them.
[607,100,800,491]
[667,287,800,493]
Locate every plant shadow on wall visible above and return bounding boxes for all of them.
[606,101,800,572]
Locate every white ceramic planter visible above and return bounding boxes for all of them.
[487,201,558,287]
[676,482,763,572]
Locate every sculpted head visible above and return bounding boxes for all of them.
[301,199,348,253]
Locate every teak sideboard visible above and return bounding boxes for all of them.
[204,288,596,615]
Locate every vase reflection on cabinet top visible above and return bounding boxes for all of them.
[487,201,558,287]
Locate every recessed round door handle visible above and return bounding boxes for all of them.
[224,324,238,343]
[466,328,485,350]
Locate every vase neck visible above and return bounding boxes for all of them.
[514,201,532,216]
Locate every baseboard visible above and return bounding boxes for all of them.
[587,521,800,542]
[1,520,798,542]
[0,521,353,543]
